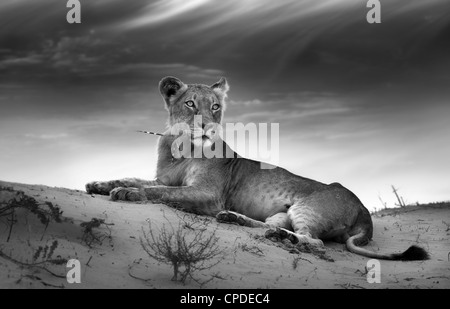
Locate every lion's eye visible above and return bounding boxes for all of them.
[211,104,220,111]
[185,100,195,108]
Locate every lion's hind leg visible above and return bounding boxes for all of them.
[265,202,326,247]
[264,212,291,229]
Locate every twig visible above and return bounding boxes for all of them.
[211,273,227,280]
[40,266,67,279]
[40,220,50,242]
[392,185,406,208]
[0,249,66,267]
[337,283,366,289]
[0,249,67,279]
[41,281,65,288]
[239,244,264,257]
[6,211,15,242]
[355,267,369,277]
[292,255,312,269]
[378,195,387,209]
[86,256,93,267]
[128,261,152,284]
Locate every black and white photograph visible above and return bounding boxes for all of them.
[0,0,449,292]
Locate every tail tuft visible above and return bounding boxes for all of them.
[392,245,429,261]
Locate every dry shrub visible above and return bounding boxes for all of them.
[140,214,225,285]
[0,187,63,242]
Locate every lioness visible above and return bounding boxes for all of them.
[86,76,428,260]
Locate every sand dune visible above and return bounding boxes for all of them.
[0,180,449,289]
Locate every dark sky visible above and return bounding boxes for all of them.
[1,0,449,209]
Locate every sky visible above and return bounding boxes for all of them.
[0,0,449,210]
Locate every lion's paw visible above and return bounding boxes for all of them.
[85,181,113,195]
[110,187,147,202]
[265,228,299,244]
[216,211,247,226]
[297,235,324,248]
[265,228,325,248]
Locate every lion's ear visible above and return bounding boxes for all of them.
[159,76,188,108]
[211,77,229,99]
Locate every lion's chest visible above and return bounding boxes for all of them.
[157,159,199,186]
[181,163,201,186]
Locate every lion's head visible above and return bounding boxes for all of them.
[159,76,229,148]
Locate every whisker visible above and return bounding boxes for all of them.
[136,130,164,136]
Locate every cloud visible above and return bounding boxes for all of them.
[230,99,262,106]
[118,0,211,30]
[0,31,224,85]
[231,106,351,124]
[98,62,224,80]
[24,133,69,140]
[0,35,107,80]
[225,91,353,124]
[113,0,358,32]
[44,37,103,71]
[0,53,43,68]
[1,0,448,92]
[0,51,44,69]
[324,129,380,140]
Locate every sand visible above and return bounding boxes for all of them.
[0,180,449,289]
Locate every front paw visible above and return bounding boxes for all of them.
[110,187,147,202]
[85,181,114,195]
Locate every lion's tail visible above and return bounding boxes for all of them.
[346,232,429,261]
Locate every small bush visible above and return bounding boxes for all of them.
[0,187,63,242]
[140,215,225,285]
[80,218,114,248]
[0,239,68,281]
